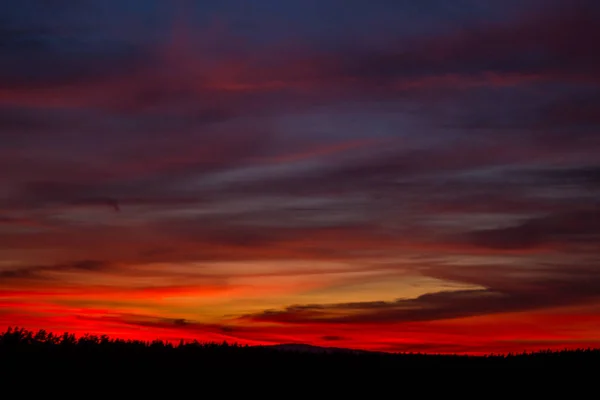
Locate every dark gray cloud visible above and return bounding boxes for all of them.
[321,335,345,341]
[331,0,600,84]
[466,207,600,250]
[244,264,600,324]
[0,260,112,280]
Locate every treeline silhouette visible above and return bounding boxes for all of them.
[3,326,600,372]
[5,326,592,395]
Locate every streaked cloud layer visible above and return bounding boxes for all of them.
[1,0,599,354]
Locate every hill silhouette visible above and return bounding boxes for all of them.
[267,342,377,354]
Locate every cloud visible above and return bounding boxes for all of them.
[0,216,39,226]
[519,165,600,188]
[4,181,124,213]
[321,335,344,341]
[0,260,113,281]
[539,92,600,128]
[332,0,600,86]
[0,0,595,116]
[71,312,257,343]
[71,198,120,212]
[243,265,600,325]
[465,207,600,250]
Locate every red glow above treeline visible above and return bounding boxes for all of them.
[3,300,600,355]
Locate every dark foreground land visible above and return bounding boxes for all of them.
[1,327,599,391]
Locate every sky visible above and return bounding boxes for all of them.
[1,0,599,354]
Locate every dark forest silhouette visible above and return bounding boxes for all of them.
[2,326,596,395]
[2,326,600,371]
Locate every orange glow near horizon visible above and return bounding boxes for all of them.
[4,303,600,355]
[3,256,600,355]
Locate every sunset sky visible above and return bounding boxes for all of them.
[1,0,600,354]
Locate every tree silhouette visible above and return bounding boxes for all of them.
[1,324,599,389]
